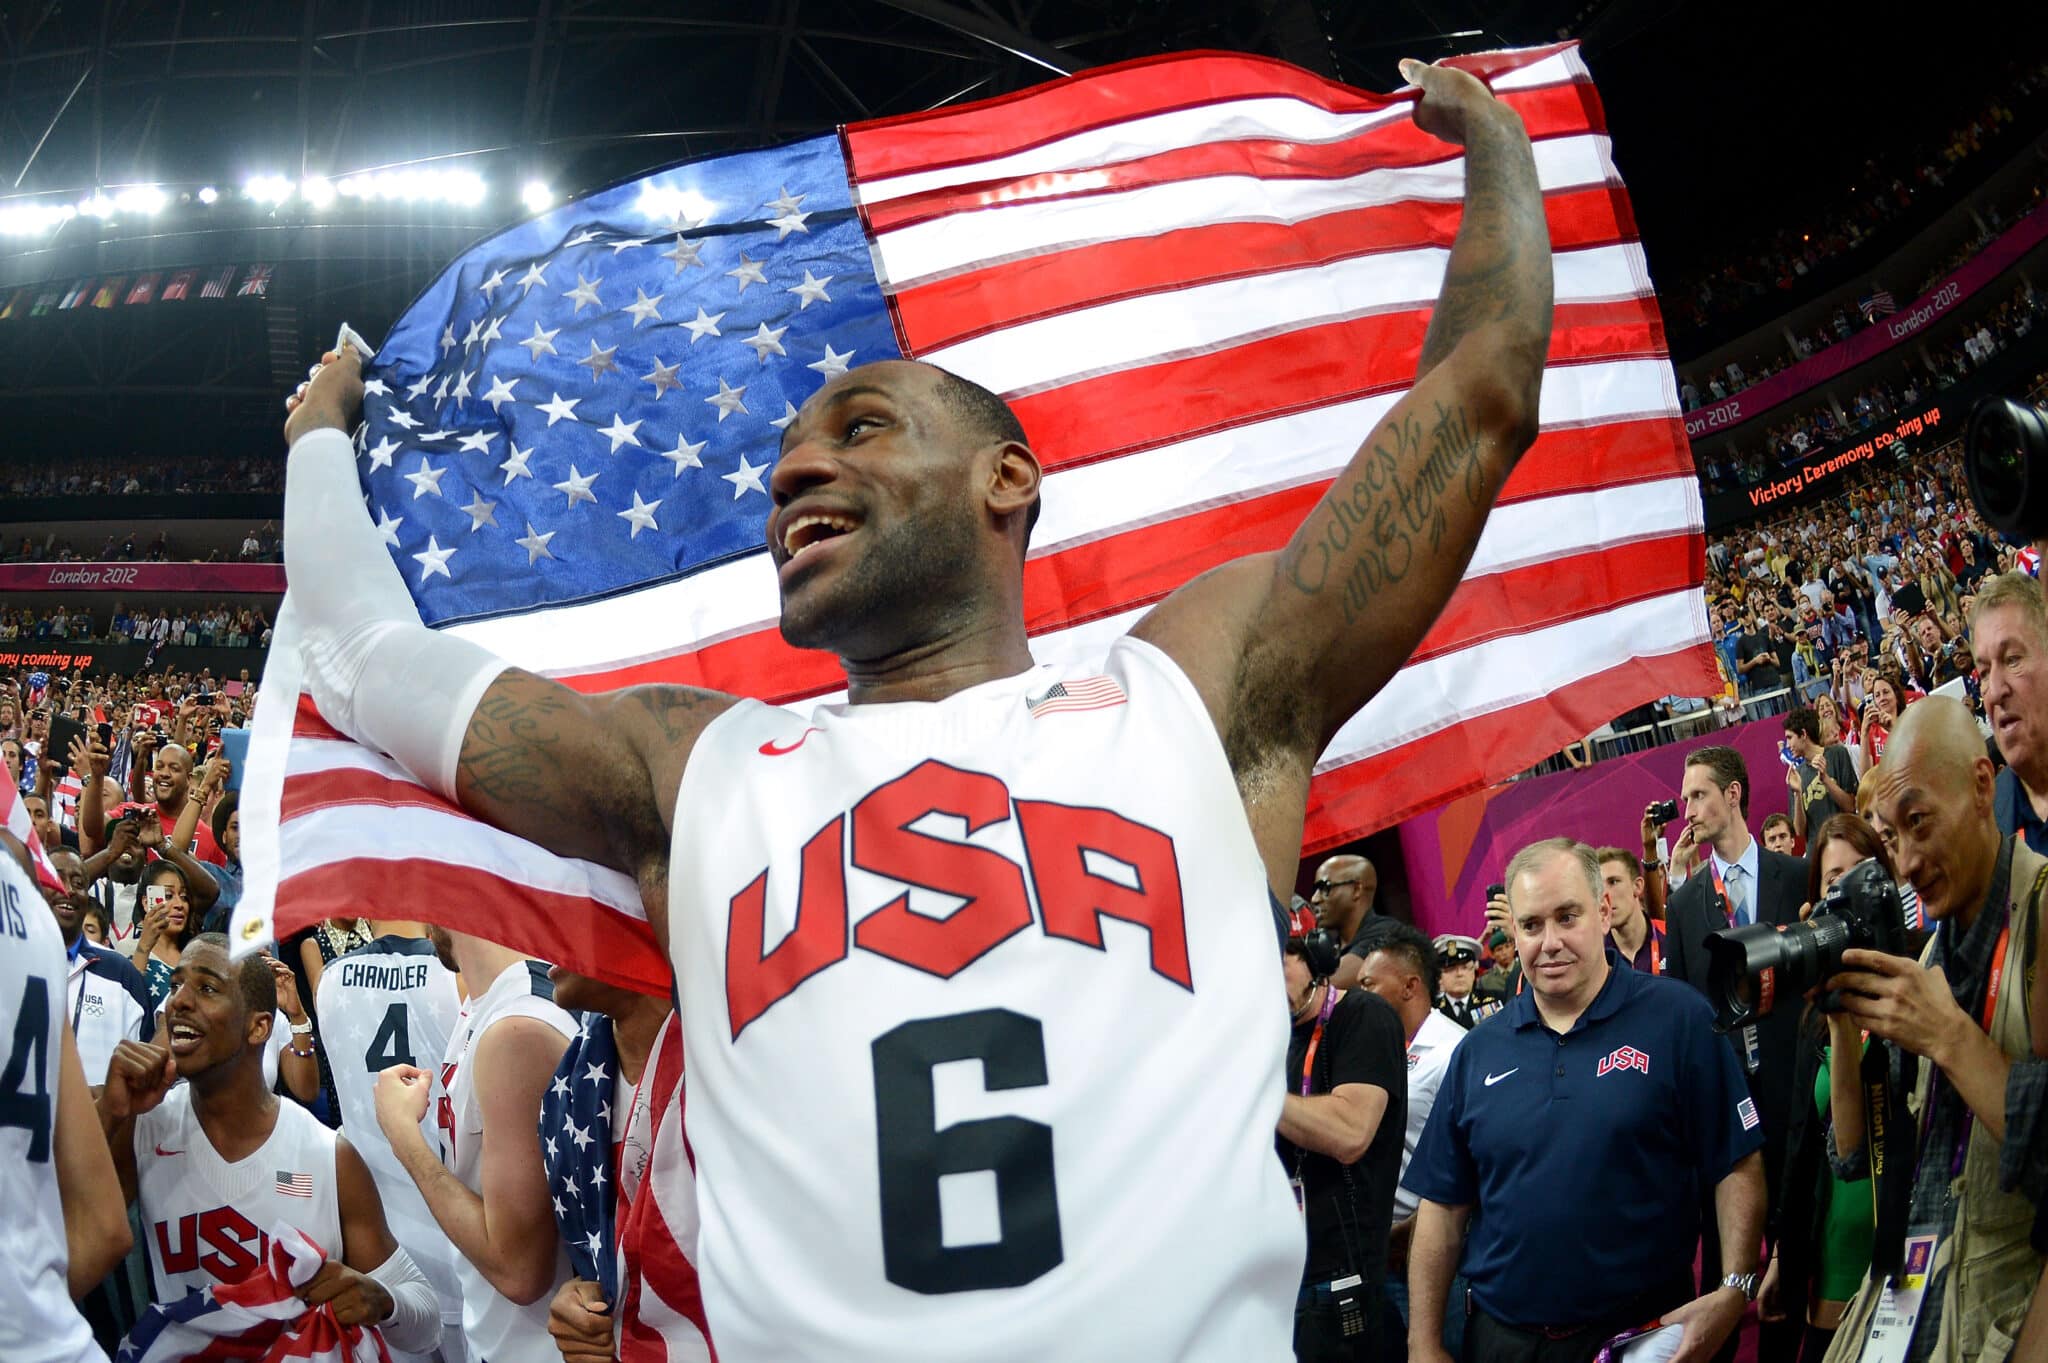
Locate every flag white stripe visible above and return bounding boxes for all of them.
[923,239,1647,398]
[278,801,646,918]
[872,132,1617,289]
[856,47,1584,205]
[443,357,1676,675]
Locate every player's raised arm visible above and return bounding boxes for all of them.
[282,355,735,886]
[1138,59,1551,770]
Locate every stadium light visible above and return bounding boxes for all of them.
[300,176,336,209]
[197,185,219,205]
[634,183,714,227]
[522,180,554,213]
[0,200,76,236]
[113,185,167,215]
[245,174,295,205]
[77,192,117,219]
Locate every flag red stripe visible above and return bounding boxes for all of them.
[1301,643,1723,853]
[276,856,665,996]
[891,185,1640,355]
[1003,300,1670,476]
[278,765,465,824]
[547,475,1695,704]
[845,44,1579,183]
[864,81,1605,236]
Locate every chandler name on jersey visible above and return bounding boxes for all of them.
[668,637,1302,1362]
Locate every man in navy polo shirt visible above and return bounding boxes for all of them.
[1404,838,1766,1363]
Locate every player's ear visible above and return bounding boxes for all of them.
[248,1007,274,1048]
[987,440,1041,525]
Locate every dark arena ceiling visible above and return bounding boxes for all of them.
[0,0,2031,463]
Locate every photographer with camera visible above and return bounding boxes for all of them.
[1281,933,1408,1362]
[1813,697,2048,1359]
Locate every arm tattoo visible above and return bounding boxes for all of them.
[458,679,576,816]
[627,686,709,747]
[1416,111,1551,380]
[1280,400,1487,624]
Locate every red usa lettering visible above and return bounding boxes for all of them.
[153,1207,269,1282]
[724,758,1190,1039]
[1596,1045,1651,1077]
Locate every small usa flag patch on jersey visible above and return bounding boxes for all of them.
[1026,676,1127,718]
[1737,1098,1760,1131]
[275,1170,313,1198]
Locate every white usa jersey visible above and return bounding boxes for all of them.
[134,1085,341,1302]
[315,934,464,1322]
[440,960,575,1363]
[0,853,109,1363]
[668,636,1300,1362]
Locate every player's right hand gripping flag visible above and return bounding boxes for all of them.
[238,42,1715,991]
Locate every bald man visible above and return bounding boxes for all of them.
[1310,854,1380,990]
[137,742,226,867]
[1820,697,2048,1358]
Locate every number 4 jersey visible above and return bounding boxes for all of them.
[314,934,464,1329]
[667,636,1302,1361]
[0,852,109,1363]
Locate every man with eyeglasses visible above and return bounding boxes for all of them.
[1311,854,1381,990]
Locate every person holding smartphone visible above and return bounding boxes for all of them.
[129,862,198,1014]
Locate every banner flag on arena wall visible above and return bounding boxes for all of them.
[236,43,1713,991]
[30,287,58,315]
[92,277,127,308]
[58,278,93,309]
[0,288,27,319]
[126,273,161,305]
[198,266,236,299]
[161,269,197,302]
[237,264,274,297]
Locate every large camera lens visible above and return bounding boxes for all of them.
[1704,917,1852,1032]
[1965,397,2048,541]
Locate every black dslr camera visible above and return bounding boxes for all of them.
[1704,858,1907,1031]
[1963,395,2048,540]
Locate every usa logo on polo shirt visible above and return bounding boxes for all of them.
[1738,1097,1761,1130]
[1596,1045,1650,1077]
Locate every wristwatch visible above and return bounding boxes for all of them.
[289,1018,314,1036]
[1721,1272,1760,1301]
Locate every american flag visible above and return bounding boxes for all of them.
[237,43,1712,993]
[1859,287,1897,321]
[542,1014,624,1301]
[118,1223,390,1363]
[1026,676,1128,718]
[274,1169,313,1198]
[198,266,236,300]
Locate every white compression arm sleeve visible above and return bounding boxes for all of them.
[284,426,508,798]
[363,1243,441,1354]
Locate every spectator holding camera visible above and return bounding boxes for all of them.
[1819,697,2048,1358]
[1785,706,1859,853]
[1280,933,1408,1361]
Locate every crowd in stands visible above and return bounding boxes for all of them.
[1,520,281,564]
[1665,58,2047,337]
[1,452,282,498]
[0,602,273,647]
[1695,287,2043,495]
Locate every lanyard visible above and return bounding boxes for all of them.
[1647,928,1662,976]
[1920,919,2012,1180]
[1299,985,1337,1097]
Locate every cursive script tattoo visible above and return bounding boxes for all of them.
[1281,400,1487,625]
[458,674,576,813]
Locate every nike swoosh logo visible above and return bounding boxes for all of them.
[154,1144,183,1156]
[1483,1069,1518,1087]
[758,727,822,757]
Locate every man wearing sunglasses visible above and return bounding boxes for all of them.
[1311,854,1382,990]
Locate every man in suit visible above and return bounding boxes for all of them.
[1661,745,1806,1363]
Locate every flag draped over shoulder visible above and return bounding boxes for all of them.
[236,43,1714,991]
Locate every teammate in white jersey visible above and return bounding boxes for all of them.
[0,833,131,1363]
[372,927,574,1363]
[282,59,1552,1361]
[94,934,443,1355]
[314,922,466,1360]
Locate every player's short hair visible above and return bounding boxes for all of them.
[189,932,277,1019]
[1784,706,1821,743]
[932,367,1041,541]
[1502,837,1602,912]
[1595,847,1643,882]
[1363,920,1441,1000]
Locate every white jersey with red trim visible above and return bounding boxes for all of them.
[315,935,464,1326]
[134,1085,341,1302]
[0,853,109,1363]
[667,635,1301,1362]
[439,959,576,1363]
